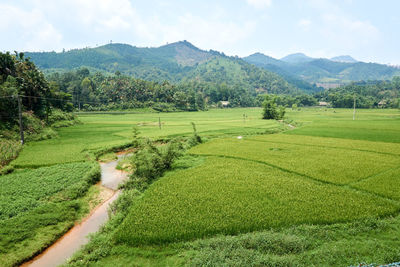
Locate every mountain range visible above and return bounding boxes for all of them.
[25,41,400,92]
[244,52,400,87]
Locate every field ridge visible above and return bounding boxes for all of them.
[245,138,400,157]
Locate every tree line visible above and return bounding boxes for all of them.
[314,79,400,108]
[0,52,72,127]
[46,67,262,111]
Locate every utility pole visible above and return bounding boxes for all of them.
[17,95,24,144]
[353,95,356,121]
[158,117,161,130]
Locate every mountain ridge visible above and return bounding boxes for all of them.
[25,41,300,95]
[243,52,400,85]
[24,41,400,92]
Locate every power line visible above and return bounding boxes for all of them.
[1,94,109,106]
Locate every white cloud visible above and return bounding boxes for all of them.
[40,0,136,32]
[298,19,312,30]
[129,12,257,54]
[246,0,272,9]
[0,0,257,53]
[320,13,380,48]
[0,4,63,51]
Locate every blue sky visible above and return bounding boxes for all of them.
[1,0,399,64]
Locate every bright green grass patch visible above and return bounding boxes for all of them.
[0,162,100,267]
[286,108,400,143]
[11,124,130,168]
[13,108,278,167]
[114,156,398,245]
[353,167,400,200]
[189,136,400,185]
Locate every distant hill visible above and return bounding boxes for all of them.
[330,55,358,63]
[244,52,400,86]
[244,53,321,92]
[25,41,298,95]
[280,53,314,63]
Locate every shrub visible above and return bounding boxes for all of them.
[131,139,184,181]
[126,139,185,192]
[262,96,285,120]
[0,139,22,168]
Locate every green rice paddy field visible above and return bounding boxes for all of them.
[12,108,279,168]
[66,108,400,266]
[3,108,400,266]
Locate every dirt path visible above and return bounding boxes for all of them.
[21,153,130,267]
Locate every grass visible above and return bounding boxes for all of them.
[286,108,400,143]
[12,108,279,168]
[114,156,398,245]
[190,135,400,185]
[0,162,100,267]
[63,108,400,266]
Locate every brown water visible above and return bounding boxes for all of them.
[100,154,130,190]
[21,154,130,267]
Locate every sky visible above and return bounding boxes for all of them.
[1,0,399,64]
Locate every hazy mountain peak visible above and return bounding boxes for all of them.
[160,40,212,66]
[330,55,358,63]
[162,40,198,50]
[244,53,282,65]
[280,53,314,63]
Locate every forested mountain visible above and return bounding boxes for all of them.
[25,40,400,95]
[244,52,400,86]
[25,41,298,95]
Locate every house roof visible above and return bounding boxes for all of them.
[220,101,230,106]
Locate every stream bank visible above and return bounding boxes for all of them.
[21,153,130,267]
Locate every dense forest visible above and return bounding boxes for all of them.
[46,67,272,111]
[314,78,400,108]
[266,78,400,109]
[0,52,72,124]
[0,52,76,143]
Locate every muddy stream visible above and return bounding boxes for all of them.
[21,154,130,267]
